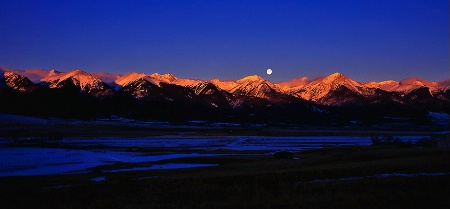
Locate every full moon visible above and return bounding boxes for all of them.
[266,68,272,75]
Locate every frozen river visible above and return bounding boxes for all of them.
[0,147,221,176]
[0,135,424,176]
[62,135,376,150]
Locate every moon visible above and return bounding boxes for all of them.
[266,68,272,75]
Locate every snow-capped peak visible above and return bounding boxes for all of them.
[42,69,108,94]
[230,75,281,98]
[150,73,177,83]
[321,72,352,84]
[150,73,202,87]
[395,78,439,93]
[44,69,98,84]
[115,72,147,86]
[0,67,57,83]
[363,80,398,88]
[4,71,17,78]
[237,75,264,83]
[362,77,441,94]
[2,71,35,92]
[43,69,90,82]
[47,69,60,77]
[328,72,344,78]
[294,72,364,101]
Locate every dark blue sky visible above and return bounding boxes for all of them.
[0,0,448,82]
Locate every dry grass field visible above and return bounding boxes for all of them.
[1,146,449,209]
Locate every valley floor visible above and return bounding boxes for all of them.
[0,146,449,209]
[0,114,449,209]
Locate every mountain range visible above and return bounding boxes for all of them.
[1,66,449,124]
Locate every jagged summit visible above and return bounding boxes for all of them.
[327,72,345,78]
[150,73,201,87]
[150,73,177,83]
[292,72,364,101]
[4,71,16,77]
[43,69,98,85]
[42,69,113,96]
[231,75,282,98]
[47,69,60,77]
[363,77,444,94]
[2,71,35,92]
[321,72,355,84]
[0,67,57,83]
[115,72,200,91]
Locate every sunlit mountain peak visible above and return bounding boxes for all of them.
[237,75,264,83]
[115,72,147,86]
[150,73,177,82]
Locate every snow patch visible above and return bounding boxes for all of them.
[107,163,218,172]
[91,176,106,182]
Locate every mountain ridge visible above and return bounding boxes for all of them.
[1,67,449,113]
[2,68,449,99]
[1,67,449,124]
[2,67,448,93]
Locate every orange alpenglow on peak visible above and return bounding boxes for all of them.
[237,75,264,83]
[151,73,177,81]
[115,72,147,86]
